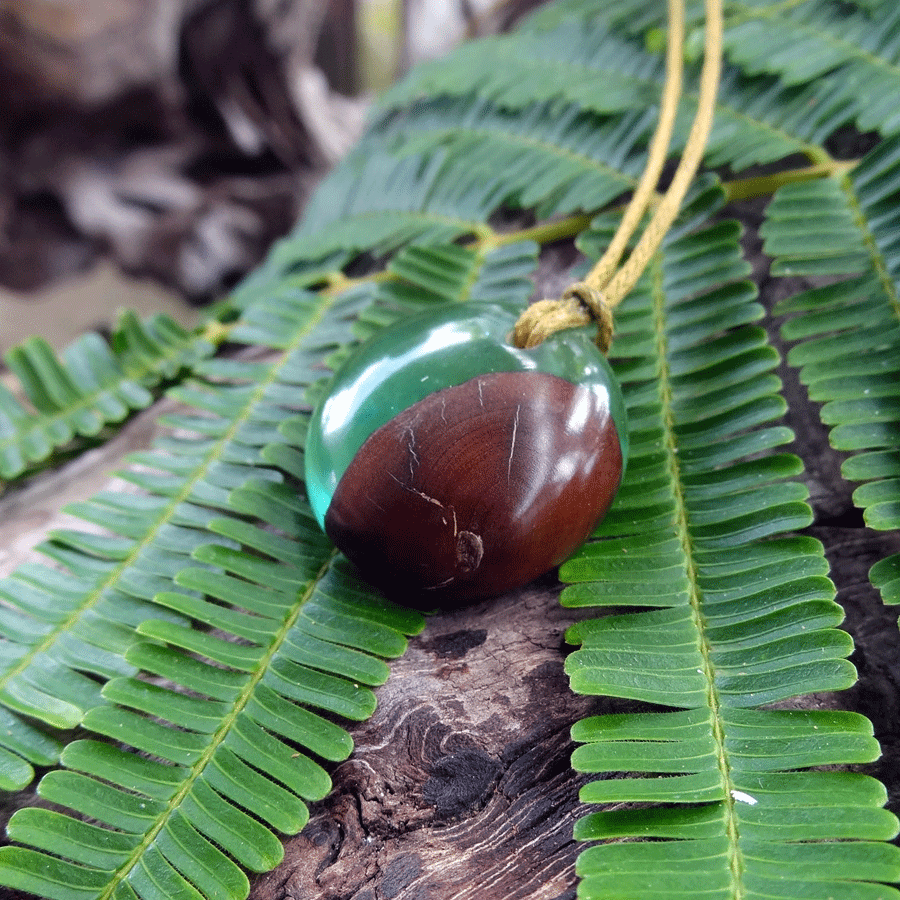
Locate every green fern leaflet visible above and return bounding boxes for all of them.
[0,313,215,480]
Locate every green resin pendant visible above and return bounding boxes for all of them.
[305,301,627,606]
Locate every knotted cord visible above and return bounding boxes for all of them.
[513,0,723,352]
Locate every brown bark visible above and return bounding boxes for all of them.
[252,584,602,900]
[0,0,365,301]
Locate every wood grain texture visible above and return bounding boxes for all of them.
[249,581,607,900]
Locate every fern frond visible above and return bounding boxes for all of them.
[360,239,539,330]
[722,0,886,83]
[377,18,849,180]
[563,184,900,899]
[0,2,897,896]
[247,11,867,295]
[383,100,656,219]
[270,149,493,264]
[0,285,371,781]
[275,97,648,267]
[0,549,422,900]
[0,312,214,481]
[520,0,900,144]
[228,249,354,313]
[527,0,900,94]
[0,231,537,892]
[765,136,900,608]
[378,23,662,115]
[0,304,425,896]
[724,0,900,136]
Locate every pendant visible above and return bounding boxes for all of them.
[305,301,628,607]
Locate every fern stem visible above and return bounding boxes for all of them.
[0,320,275,701]
[484,213,596,249]
[649,254,746,900]
[93,290,350,898]
[0,425,250,703]
[295,147,853,314]
[483,157,860,253]
[102,550,338,900]
[837,171,900,327]
[322,269,395,295]
[201,318,236,347]
[724,160,859,202]
[290,157,861,318]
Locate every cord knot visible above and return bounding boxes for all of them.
[511,282,614,353]
[562,283,614,353]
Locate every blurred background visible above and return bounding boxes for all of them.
[0,0,544,354]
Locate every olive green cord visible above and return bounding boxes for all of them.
[513,0,723,352]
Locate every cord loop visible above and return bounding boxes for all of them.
[511,284,612,352]
[562,283,614,353]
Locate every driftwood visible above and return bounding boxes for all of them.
[0,0,546,302]
[0,212,898,899]
[0,0,365,300]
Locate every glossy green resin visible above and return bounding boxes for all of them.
[305,301,628,528]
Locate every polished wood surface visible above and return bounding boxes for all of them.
[326,370,623,606]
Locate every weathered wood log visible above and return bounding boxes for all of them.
[0,0,365,301]
[0,222,897,900]
[252,582,602,900]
